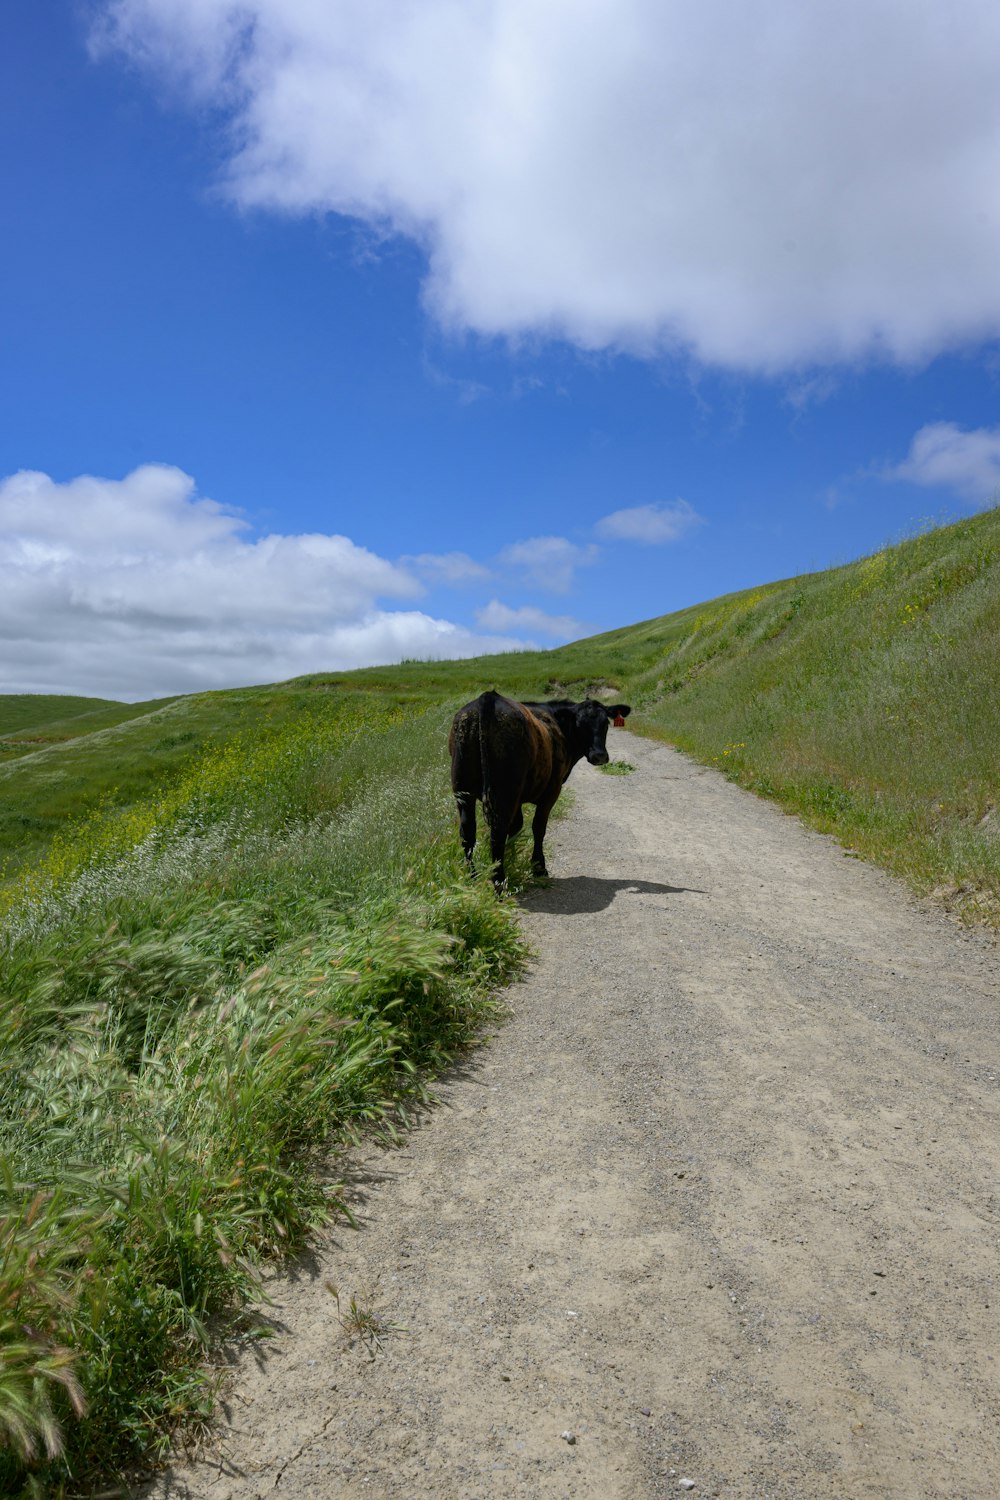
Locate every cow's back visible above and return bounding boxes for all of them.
[449,691,555,807]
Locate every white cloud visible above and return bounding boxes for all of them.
[498,536,600,593]
[97,0,1000,372]
[475,599,582,640]
[885,423,1000,504]
[595,499,703,544]
[0,466,525,698]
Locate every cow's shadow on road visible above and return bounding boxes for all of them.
[522,875,704,915]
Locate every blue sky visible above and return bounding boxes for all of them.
[4,0,1000,699]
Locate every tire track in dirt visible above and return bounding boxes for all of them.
[144,732,999,1500]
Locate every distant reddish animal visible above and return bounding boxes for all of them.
[448,690,631,888]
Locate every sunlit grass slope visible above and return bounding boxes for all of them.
[621,506,1000,925]
[0,667,617,883]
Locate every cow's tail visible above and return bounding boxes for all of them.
[478,689,497,829]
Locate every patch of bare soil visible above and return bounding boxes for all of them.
[143,734,999,1500]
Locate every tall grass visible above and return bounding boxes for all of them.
[0,697,525,1494]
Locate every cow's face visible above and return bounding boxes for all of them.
[576,699,631,765]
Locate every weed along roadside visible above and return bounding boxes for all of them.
[0,700,528,1496]
[0,503,998,1491]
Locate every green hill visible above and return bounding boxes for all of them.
[0,693,124,739]
[625,506,1000,926]
[3,503,999,919]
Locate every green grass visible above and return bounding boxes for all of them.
[1,503,998,1490]
[0,668,624,884]
[0,697,183,788]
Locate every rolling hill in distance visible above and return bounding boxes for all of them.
[4,504,998,924]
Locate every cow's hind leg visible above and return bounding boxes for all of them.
[455,792,477,872]
[487,800,518,890]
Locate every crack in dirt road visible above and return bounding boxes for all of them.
[144,734,999,1499]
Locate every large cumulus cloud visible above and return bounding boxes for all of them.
[96,0,1000,371]
[0,466,523,698]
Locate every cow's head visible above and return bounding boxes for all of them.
[542,698,631,767]
[582,699,631,764]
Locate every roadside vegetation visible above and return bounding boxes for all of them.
[1,503,997,1492]
[0,696,526,1495]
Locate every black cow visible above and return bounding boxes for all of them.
[449,690,631,888]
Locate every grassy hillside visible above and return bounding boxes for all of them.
[0,667,618,883]
[0,695,123,739]
[625,507,1000,926]
[3,504,999,918]
[0,688,342,877]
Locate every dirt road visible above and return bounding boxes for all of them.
[147,733,999,1500]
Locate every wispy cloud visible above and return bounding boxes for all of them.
[404,551,492,585]
[422,359,490,405]
[498,536,600,593]
[98,1,1000,371]
[784,373,840,414]
[475,599,583,640]
[0,466,524,698]
[595,499,704,544]
[883,422,1000,505]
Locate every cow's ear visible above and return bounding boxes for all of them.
[607,704,631,719]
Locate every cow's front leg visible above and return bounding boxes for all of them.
[531,796,558,876]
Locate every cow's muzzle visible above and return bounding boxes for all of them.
[588,750,610,766]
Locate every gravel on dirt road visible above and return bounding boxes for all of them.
[144,732,999,1500]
